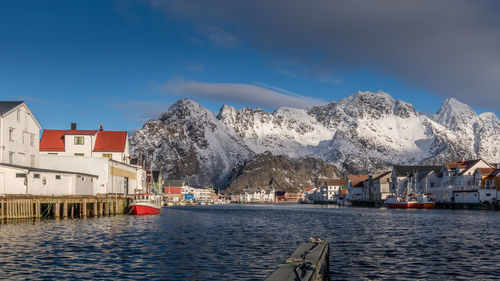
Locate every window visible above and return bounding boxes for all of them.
[102,153,112,159]
[74,136,84,145]
[9,128,14,141]
[74,153,84,157]
[8,152,14,164]
[30,134,35,146]
[55,175,61,180]
[81,177,85,181]
[34,174,40,179]
[16,173,26,178]
[48,152,58,155]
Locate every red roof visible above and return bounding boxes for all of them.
[40,130,67,151]
[93,131,127,152]
[40,129,127,152]
[65,130,98,135]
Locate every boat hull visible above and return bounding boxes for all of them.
[129,204,161,215]
[386,202,435,209]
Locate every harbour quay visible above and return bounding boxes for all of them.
[0,194,128,220]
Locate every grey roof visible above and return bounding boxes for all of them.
[0,163,99,178]
[0,101,23,116]
[393,165,441,177]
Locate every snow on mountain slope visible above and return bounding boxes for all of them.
[217,105,333,157]
[130,92,500,187]
[129,98,253,187]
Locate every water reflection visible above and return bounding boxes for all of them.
[0,204,499,280]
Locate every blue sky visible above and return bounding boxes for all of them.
[1,0,498,132]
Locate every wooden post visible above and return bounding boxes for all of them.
[14,200,18,219]
[29,199,33,218]
[36,200,41,218]
[70,204,74,219]
[63,201,68,218]
[99,202,104,217]
[55,201,60,219]
[1,200,4,220]
[93,201,97,217]
[82,200,87,218]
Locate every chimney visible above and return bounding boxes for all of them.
[71,123,77,130]
[99,124,103,131]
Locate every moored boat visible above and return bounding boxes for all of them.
[385,194,435,209]
[129,194,162,215]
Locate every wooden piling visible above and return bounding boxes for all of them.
[1,200,4,220]
[93,201,97,217]
[82,200,87,218]
[63,201,68,218]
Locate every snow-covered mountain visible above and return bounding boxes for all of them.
[130,91,500,188]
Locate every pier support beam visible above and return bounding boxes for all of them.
[82,200,87,218]
[53,202,60,219]
[93,201,97,217]
[63,201,68,218]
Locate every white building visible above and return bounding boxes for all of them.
[182,186,214,202]
[0,101,98,196]
[319,179,347,202]
[38,124,144,195]
[0,101,41,167]
[240,189,275,202]
[435,159,494,203]
[39,123,130,163]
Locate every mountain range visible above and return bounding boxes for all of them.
[129,91,500,190]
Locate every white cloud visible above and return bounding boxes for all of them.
[161,79,326,109]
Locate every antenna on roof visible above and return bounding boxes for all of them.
[99,124,103,131]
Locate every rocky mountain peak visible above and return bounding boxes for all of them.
[434,97,479,129]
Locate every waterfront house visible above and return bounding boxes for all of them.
[364,172,392,201]
[304,187,318,203]
[38,123,144,195]
[0,101,100,196]
[321,178,347,202]
[347,174,370,201]
[163,180,187,202]
[0,101,41,167]
[439,159,494,203]
[391,166,441,196]
[240,189,275,203]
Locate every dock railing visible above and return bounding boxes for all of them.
[265,238,330,281]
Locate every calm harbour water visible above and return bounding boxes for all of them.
[0,204,499,280]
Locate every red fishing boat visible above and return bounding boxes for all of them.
[129,193,162,215]
[129,164,162,215]
[385,194,435,209]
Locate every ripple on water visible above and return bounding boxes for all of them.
[0,205,499,280]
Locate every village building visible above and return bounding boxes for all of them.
[0,101,41,167]
[0,101,100,196]
[391,166,441,196]
[320,178,348,202]
[163,180,187,202]
[438,159,494,203]
[347,174,370,201]
[240,189,275,203]
[364,171,392,201]
[38,123,144,195]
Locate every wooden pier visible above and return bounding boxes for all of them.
[0,195,129,220]
[265,238,330,281]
